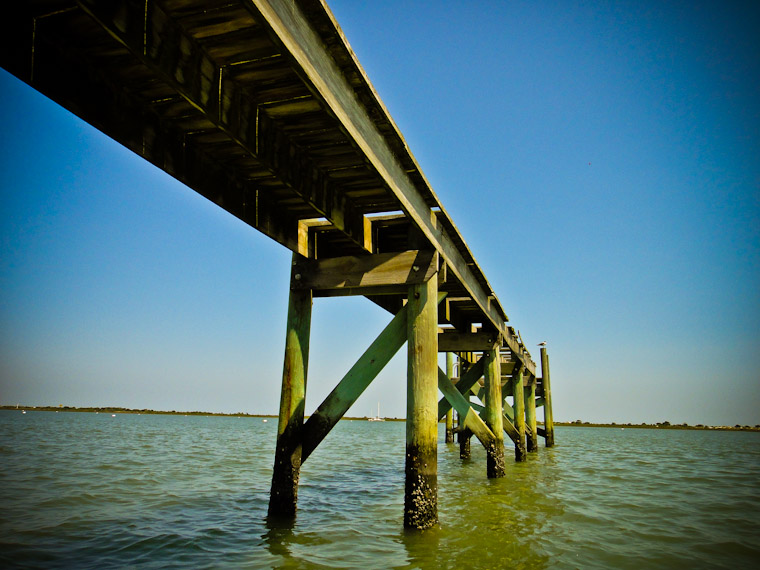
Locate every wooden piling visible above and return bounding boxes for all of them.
[512,365,527,461]
[445,352,454,444]
[540,346,555,447]
[269,257,312,518]
[483,343,505,478]
[404,276,438,529]
[525,375,538,452]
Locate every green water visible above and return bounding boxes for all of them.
[1,410,758,568]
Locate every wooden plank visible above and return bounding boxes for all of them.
[300,303,408,462]
[291,250,437,294]
[445,352,455,444]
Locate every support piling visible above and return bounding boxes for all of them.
[268,257,312,518]
[525,375,538,452]
[512,365,527,461]
[404,276,439,529]
[540,346,555,447]
[445,352,454,444]
[483,343,505,477]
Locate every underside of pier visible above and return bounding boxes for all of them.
[2,0,554,530]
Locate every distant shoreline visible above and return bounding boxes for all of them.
[2,405,757,431]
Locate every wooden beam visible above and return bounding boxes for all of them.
[483,344,505,477]
[540,347,555,447]
[436,356,486,419]
[438,331,499,353]
[404,277,439,529]
[512,364,527,461]
[291,250,437,295]
[269,257,312,517]
[437,368,496,449]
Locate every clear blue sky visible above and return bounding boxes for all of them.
[1,1,758,425]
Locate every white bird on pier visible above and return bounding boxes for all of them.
[537,341,547,347]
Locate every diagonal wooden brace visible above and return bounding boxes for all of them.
[437,367,496,449]
[436,356,486,419]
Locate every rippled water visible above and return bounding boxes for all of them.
[1,410,758,569]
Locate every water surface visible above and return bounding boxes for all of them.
[1,411,758,568]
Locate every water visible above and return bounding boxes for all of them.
[1,411,759,569]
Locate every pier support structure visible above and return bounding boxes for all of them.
[483,343,506,477]
[445,352,455,444]
[269,257,312,518]
[404,277,440,529]
[512,364,527,461]
[540,346,555,447]
[525,373,538,452]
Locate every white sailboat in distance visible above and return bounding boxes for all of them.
[368,402,385,421]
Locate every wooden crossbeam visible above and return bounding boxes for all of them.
[438,331,498,352]
[437,368,496,448]
[291,250,437,296]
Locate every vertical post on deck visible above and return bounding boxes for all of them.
[445,352,454,444]
[540,346,555,447]
[268,257,312,518]
[525,375,538,452]
[483,342,505,477]
[404,276,438,529]
[512,365,527,461]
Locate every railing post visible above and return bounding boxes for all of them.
[445,352,454,443]
[404,275,438,529]
[540,346,555,447]
[268,255,312,518]
[483,342,505,477]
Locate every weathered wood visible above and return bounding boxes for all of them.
[437,368,497,449]
[404,277,438,529]
[512,365,527,462]
[291,250,437,295]
[445,352,454,444]
[540,347,555,447]
[437,331,499,352]
[483,345,505,477]
[300,304,408,462]
[525,376,538,452]
[436,357,486,419]
[248,0,536,375]
[269,258,312,518]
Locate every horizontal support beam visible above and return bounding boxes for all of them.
[438,331,499,353]
[292,250,437,294]
[437,367,496,448]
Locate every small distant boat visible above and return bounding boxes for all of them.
[262,419,268,423]
[368,402,384,422]
[21,410,26,414]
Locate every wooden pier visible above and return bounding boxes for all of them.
[2,0,555,529]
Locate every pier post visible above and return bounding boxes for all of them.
[404,276,438,529]
[540,346,555,447]
[269,257,312,518]
[525,375,538,452]
[459,426,472,459]
[483,342,505,477]
[512,365,527,461]
[445,352,454,443]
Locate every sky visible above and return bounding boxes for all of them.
[1,1,758,426]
